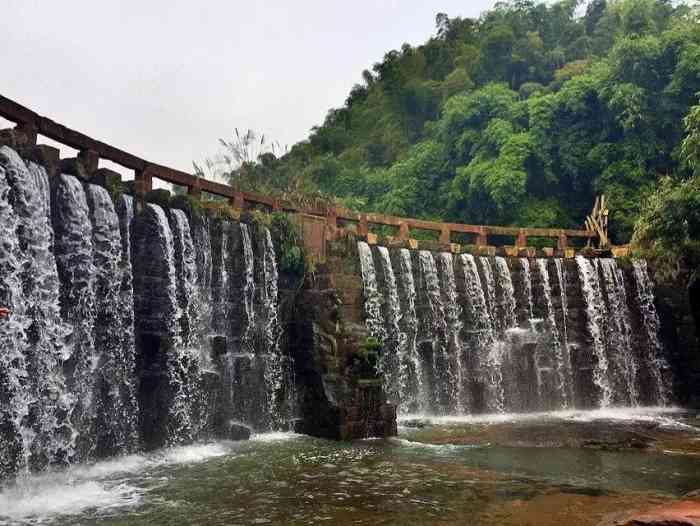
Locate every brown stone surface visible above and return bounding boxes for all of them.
[617,499,700,526]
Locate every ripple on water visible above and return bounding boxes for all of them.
[0,441,237,525]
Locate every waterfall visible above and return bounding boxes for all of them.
[418,250,451,413]
[357,242,385,340]
[475,257,506,412]
[553,258,573,404]
[494,257,517,332]
[460,254,499,412]
[576,256,613,407]
[0,148,71,477]
[520,258,534,322]
[599,259,638,406]
[397,249,425,413]
[632,260,670,406]
[437,253,465,413]
[170,209,199,347]
[240,224,256,352]
[376,246,404,404]
[262,228,284,427]
[53,173,99,460]
[210,220,230,336]
[86,184,138,455]
[535,258,568,408]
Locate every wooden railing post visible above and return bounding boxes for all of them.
[476,227,488,246]
[358,214,369,237]
[188,184,201,199]
[439,225,451,244]
[398,221,409,240]
[78,149,99,175]
[134,168,153,212]
[326,206,338,233]
[15,121,37,146]
[230,191,244,210]
[557,231,568,251]
[516,229,527,248]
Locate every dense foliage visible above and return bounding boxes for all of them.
[210,0,700,246]
[632,99,700,280]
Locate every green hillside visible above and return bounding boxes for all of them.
[214,0,700,248]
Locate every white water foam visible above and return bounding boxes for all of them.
[0,442,235,524]
[251,431,302,443]
[399,406,692,428]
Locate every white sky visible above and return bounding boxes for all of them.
[2,1,496,178]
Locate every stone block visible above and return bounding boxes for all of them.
[518,247,536,258]
[479,245,496,257]
[542,247,555,257]
[407,238,418,250]
[59,157,89,181]
[450,243,461,254]
[17,144,60,177]
[90,167,122,188]
[612,245,631,258]
[499,246,519,257]
[366,233,378,245]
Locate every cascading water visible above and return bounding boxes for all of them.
[375,246,404,405]
[240,224,256,352]
[417,250,451,413]
[553,258,574,405]
[359,245,674,416]
[576,256,613,407]
[86,184,138,455]
[535,258,568,409]
[357,241,386,340]
[0,149,72,478]
[632,260,670,406]
[0,145,296,482]
[261,227,285,428]
[397,249,425,413]
[494,257,518,332]
[52,173,99,460]
[437,253,465,414]
[520,257,534,323]
[459,254,499,413]
[599,258,638,405]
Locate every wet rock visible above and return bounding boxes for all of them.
[618,500,700,525]
[225,422,252,441]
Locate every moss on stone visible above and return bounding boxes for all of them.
[200,200,240,221]
[171,193,204,219]
[145,188,172,209]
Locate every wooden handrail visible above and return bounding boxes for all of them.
[0,94,596,246]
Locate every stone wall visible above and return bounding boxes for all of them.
[288,232,397,440]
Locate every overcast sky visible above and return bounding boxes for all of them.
[2,1,496,177]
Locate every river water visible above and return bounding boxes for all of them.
[2,407,699,526]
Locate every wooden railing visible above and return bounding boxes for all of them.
[0,94,596,249]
